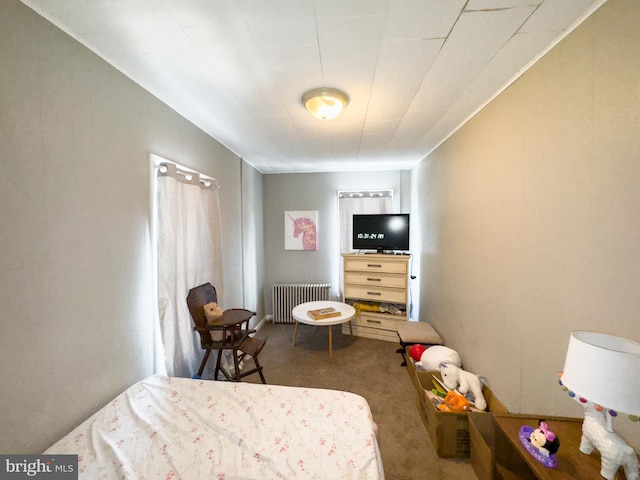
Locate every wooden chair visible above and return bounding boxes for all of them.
[186,283,266,383]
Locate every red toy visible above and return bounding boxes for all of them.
[410,344,427,362]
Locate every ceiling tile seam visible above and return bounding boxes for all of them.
[380,34,447,149]
[419,0,610,165]
[357,0,394,160]
[169,3,296,164]
[312,1,325,86]
[506,3,543,46]
[373,1,466,153]
[150,29,273,169]
[464,7,522,13]
[279,0,333,159]
[428,4,544,148]
[448,0,470,45]
[429,2,552,135]
[447,3,542,100]
[392,3,466,136]
[171,8,250,112]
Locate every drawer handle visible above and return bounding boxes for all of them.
[367,264,382,268]
[367,291,382,296]
[366,319,382,324]
[366,277,382,282]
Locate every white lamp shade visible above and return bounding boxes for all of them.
[562,331,640,416]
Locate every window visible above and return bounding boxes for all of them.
[338,190,393,253]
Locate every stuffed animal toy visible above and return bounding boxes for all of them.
[203,302,223,323]
[439,362,487,411]
[203,302,224,342]
[418,346,461,371]
[529,421,560,457]
[518,420,560,468]
[437,390,470,413]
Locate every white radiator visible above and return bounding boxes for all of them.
[272,283,331,323]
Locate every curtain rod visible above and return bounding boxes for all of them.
[157,162,218,190]
[338,190,392,198]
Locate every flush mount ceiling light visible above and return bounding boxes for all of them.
[301,87,349,120]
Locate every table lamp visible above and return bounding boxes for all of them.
[559,331,640,480]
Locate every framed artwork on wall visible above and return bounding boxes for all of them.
[284,211,318,251]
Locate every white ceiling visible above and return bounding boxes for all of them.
[22,0,605,174]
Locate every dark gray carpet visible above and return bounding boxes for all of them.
[236,321,478,480]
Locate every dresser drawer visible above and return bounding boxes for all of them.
[344,284,406,304]
[344,257,408,275]
[344,271,406,289]
[353,312,405,332]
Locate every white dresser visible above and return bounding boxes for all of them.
[341,253,410,341]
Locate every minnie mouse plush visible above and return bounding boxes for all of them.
[529,421,560,456]
[519,419,561,468]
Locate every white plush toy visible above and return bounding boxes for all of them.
[418,345,461,371]
[439,362,487,411]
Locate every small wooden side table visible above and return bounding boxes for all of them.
[492,413,629,479]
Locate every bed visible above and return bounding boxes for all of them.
[45,374,385,479]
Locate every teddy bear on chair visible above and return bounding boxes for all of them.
[203,302,224,341]
[439,362,487,411]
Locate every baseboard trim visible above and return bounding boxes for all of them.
[255,316,270,331]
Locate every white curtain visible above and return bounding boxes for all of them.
[339,191,393,253]
[156,163,223,378]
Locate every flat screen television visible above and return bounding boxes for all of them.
[352,213,410,253]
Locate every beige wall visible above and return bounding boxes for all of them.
[413,0,640,449]
[0,0,256,453]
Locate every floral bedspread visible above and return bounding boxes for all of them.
[45,374,384,479]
